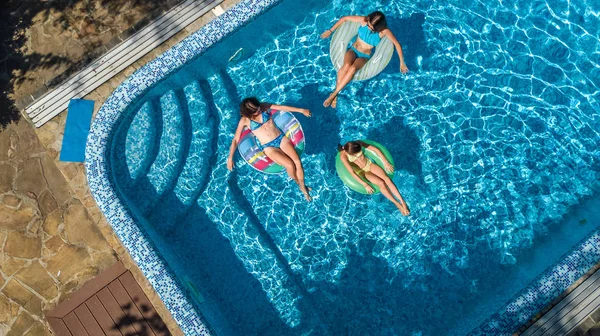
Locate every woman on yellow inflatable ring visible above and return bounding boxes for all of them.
[338,141,410,216]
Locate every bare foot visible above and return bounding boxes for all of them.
[323,93,337,107]
[331,96,338,108]
[396,202,410,216]
[301,185,312,202]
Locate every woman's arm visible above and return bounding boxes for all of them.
[227,119,248,170]
[269,103,311,117]
[358,141,394,173]
[320,15,365,39]
[340,153,374,194]
[382,29,408,74]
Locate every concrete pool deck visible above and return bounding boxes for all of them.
[1,0,239,334]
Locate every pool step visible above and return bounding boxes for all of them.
[172,81,216,206]
[25,0,223,127]
[523,268,600,336]
[125,102,159,181]
[145,90,189,210]
[109,99,162,209]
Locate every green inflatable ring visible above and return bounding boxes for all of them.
[335,140,395,194]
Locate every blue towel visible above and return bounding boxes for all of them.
[60,99,95,162]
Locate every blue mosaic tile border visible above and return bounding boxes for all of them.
[85,0,600,334]
[85,0,283,334]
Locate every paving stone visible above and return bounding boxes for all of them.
[46,244,91,283]
[4,231,42,259]
[0,231,6,252]
[0,204,36,231]
[43,236,64,256]
[63,199,107,250]
[2,279,34,306]
[27,218,43,235]
[90,250,118,272]
[6,310,36,336]
[13,121,45,159]
[35,121,59,150]
[36,190,57,217]
[15,158,46,197]
[56,161,79,182]
[42,209,62,236]
[2,195,21,208]
[39,156,72,205]
[1,258,28,276]
[23,295,42,318]
[0,129,16,161]
[14,262,58,300]
[9,300,19,318]
[24,323,52,336]
[0,163,16,194]
[0,295,10,324]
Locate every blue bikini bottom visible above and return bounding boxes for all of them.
[348,41,373,59]
[258,132,284,150]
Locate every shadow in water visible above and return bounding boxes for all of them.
[296,84,341,169]
[382,12,430,75]
[367,115,423,181]
[110,94,297,335]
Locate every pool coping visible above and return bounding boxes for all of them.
[84,0,600,334]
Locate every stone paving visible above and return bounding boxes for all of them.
[1,0,240,335]
[0,119,120,336]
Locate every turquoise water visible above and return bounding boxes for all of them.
[109,0,600,334]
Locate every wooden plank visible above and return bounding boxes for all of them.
[545,285,600,335]
[27,0,222,128]
[97,287,139,336]
[86,295,123,336]
[63,311,90,336]
[74,304,106,336]
[524,268,600,336]
[119,272,171,336]
[26,0,199,117]
[47,317,74,336]
[108,278,156,336]
[32,0,221,127]
[560,298,600,335]
[47,262,127,318]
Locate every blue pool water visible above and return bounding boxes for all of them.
[108,0,600,334]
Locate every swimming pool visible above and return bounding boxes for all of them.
[87,0,600,334]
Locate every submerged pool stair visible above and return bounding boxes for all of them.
[24,0,223,128]
[522,267,600,336]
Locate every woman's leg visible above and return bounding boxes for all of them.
[370,164,410,216]
[265,141,311,201]
[365,168,410,216]
[324,57,369,107]
[332,50,358,108]
[278,137,311,201]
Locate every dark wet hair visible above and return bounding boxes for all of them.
[366,11,387,32]
[338,141,362,154]
[240,97,261,118]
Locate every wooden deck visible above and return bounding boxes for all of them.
[522,267,600,336]
[46,262,171,336]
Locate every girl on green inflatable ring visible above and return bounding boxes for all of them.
[338,141,410,216]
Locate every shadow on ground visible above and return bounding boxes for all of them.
[0,0,167,129]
